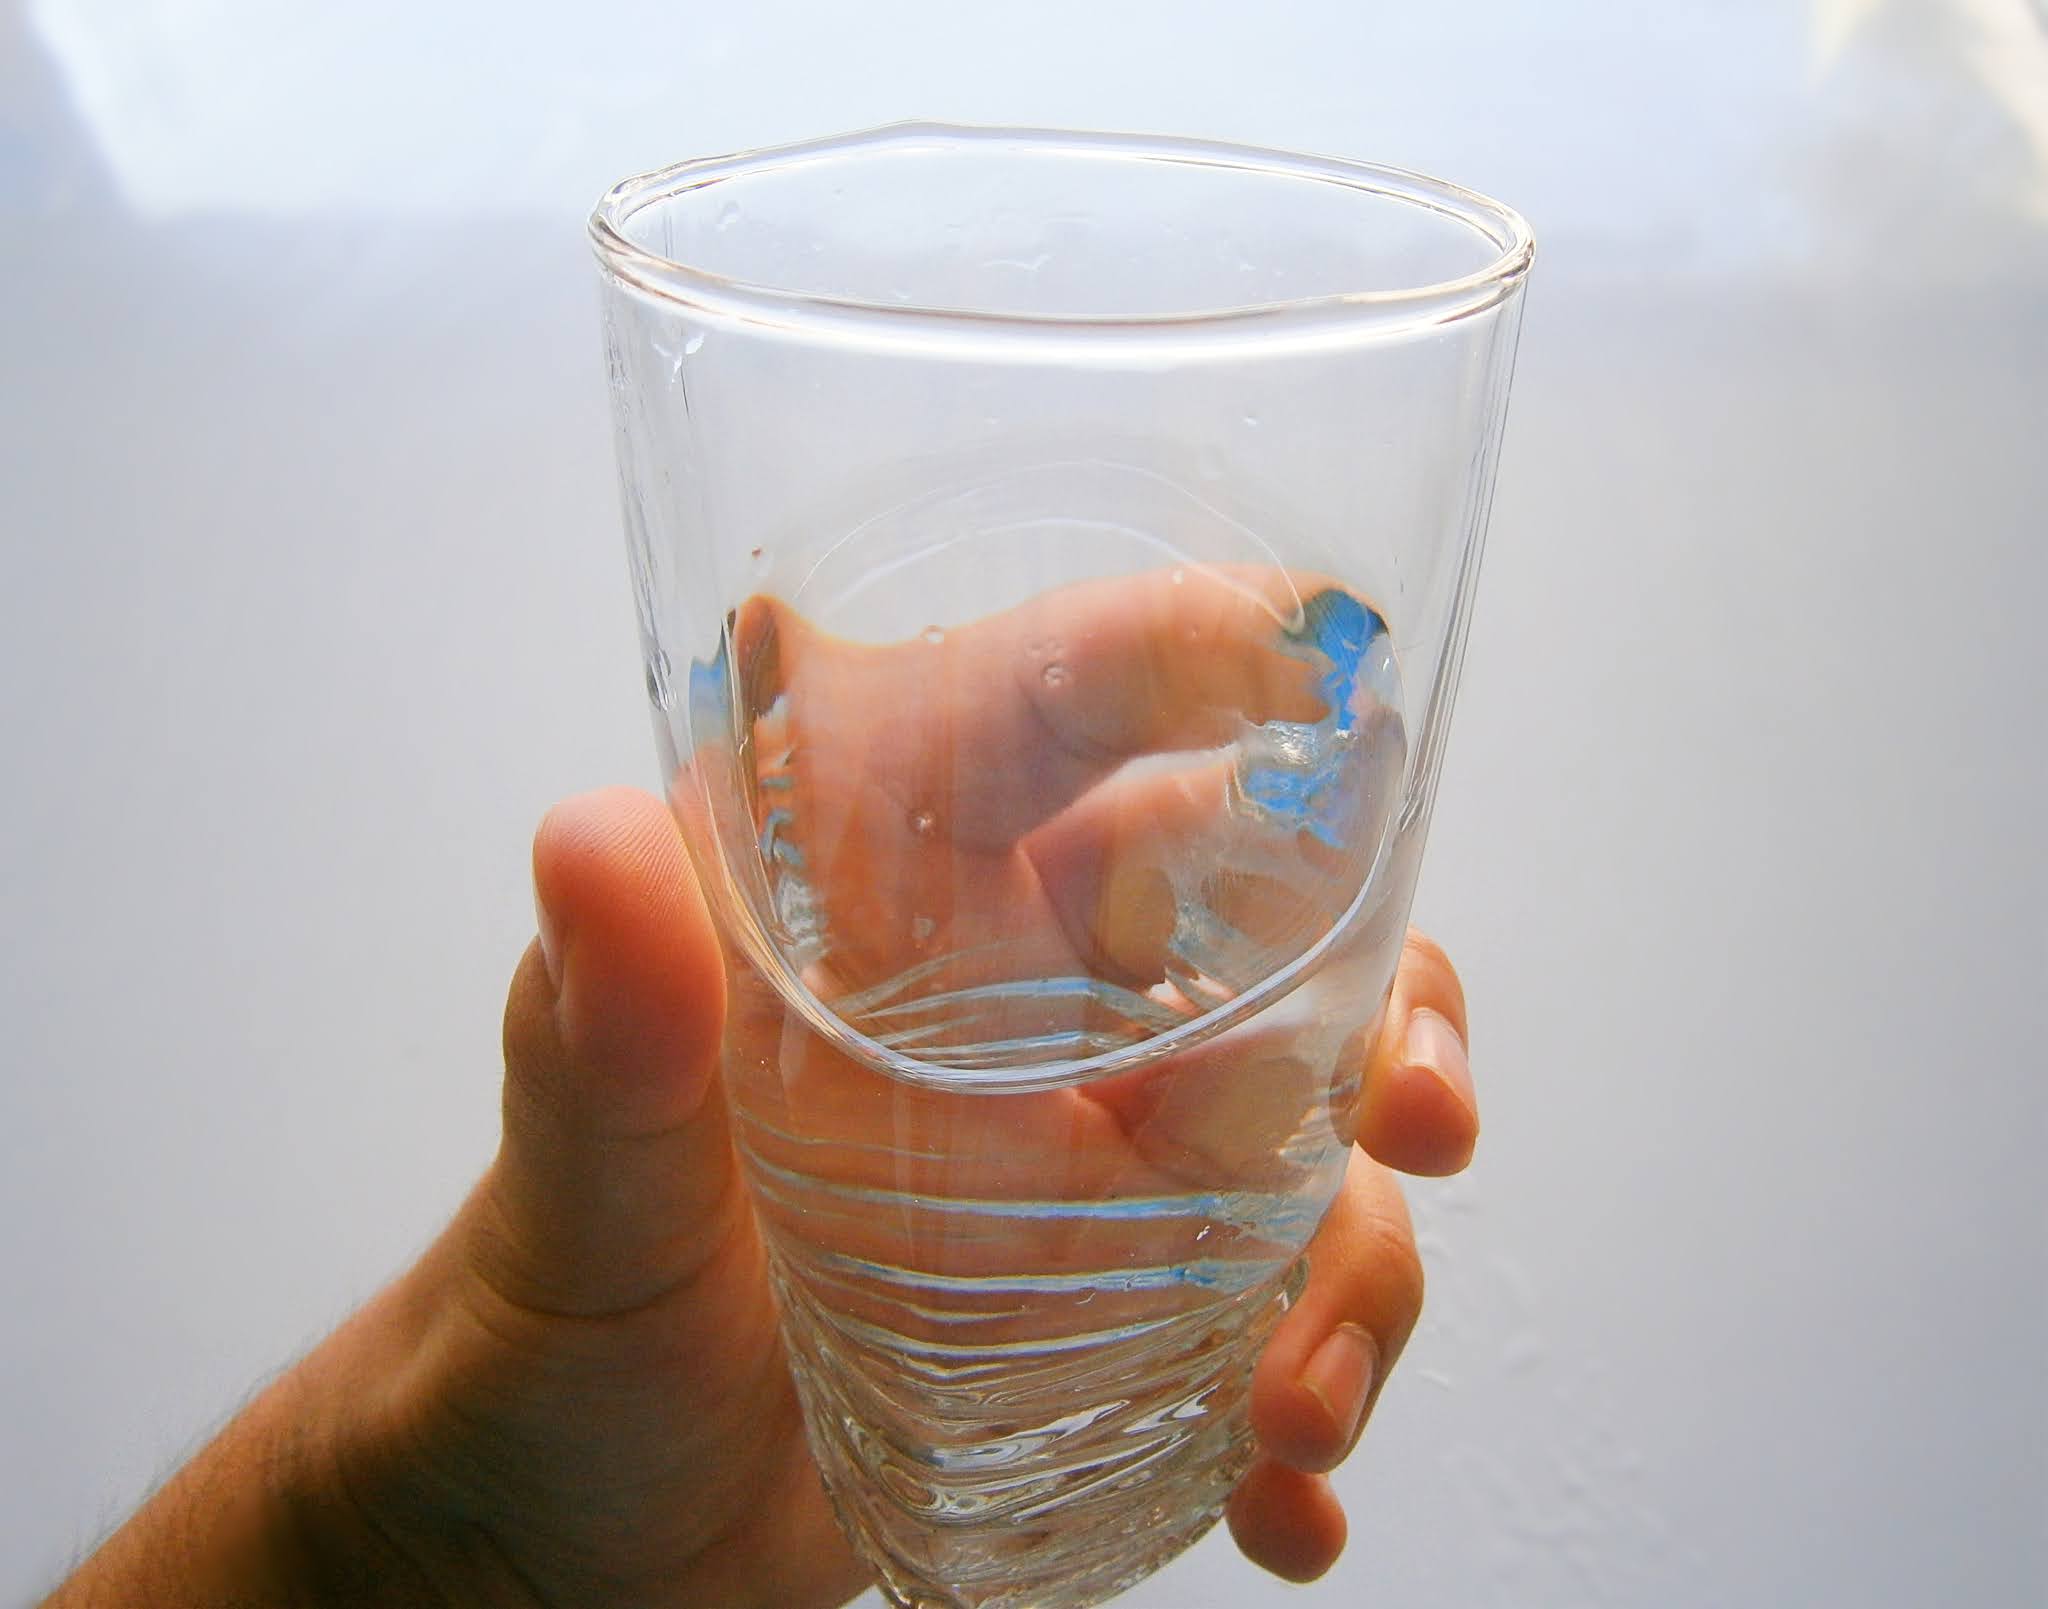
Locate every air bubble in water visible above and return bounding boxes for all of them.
[922,625,946,646]
[1041,663,1070,689]
[1171,568,1186,585]
[911,915,936,943]
[684,332,705,355]
[909,808,937,837]
[716,201,741,230]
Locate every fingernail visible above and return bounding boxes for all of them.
[1301,1323,1378,1447]
[1404,1007,1474,1124]
[534,887,564,992]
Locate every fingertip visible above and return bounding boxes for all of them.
[1351,932,1479,1177]
[1251,1156,1422,1478]
[526,787,725,1118]
[1226,1457,1347,1583]
[532,786,687,932]
[1353,1051,1480,1177]
[1253,1307,1385,1474]
[1249,1319,1342,1474]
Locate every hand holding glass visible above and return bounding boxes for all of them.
[591,126,1531,1609]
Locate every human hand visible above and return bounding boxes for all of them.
[331,784,1474,1604]
[49,575,1478,1608]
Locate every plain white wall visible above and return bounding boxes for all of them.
[3,1,2044,1604]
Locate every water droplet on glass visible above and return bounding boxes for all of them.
[1241,412,1261,428]
[922,625,946,646]
[909,807,937,837]
[684,332,705,355]
[716,201,741,230]
[1041,663,1070,689]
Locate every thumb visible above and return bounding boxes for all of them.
[471,786,750,1318]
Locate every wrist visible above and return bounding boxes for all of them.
[45,1268,514,1609]
[274,1358,453,1605]
[287,1269,544,1608]
[45,1363,432,1607]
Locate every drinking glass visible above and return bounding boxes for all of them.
[589,124,1532,1609]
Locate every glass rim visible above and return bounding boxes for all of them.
[589,121,1535,347]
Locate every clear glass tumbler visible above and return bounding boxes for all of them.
[590,124,1532,1609]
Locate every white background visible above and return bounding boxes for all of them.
[3,2,2044,1604]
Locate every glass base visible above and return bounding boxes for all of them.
[849,1417,1251,1609]
[784,1258,1309,1609]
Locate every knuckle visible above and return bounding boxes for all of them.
[1400,928,1467,1031]
[1354,1207,1427,1325]
[1332,1166,1426,1324]
[1401,927,1454,984]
